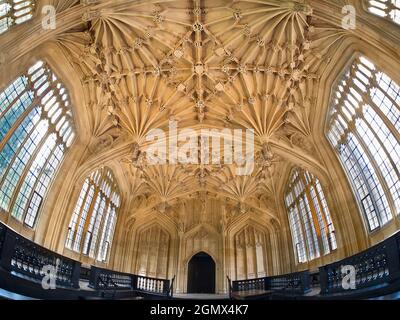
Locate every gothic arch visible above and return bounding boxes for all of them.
[132,223,172,279]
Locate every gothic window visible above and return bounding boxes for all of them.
[65,167,121,263]
[0,0,36,35]
[327,56,400,232]
[285,169,337,263]
[0,60,75,228]
[368,0,400,24]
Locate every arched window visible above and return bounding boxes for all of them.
[65,167,121,263]
[368,0,400,24]
[285,169,337,263]
[0,1,36,35]
[327,56,400,232]
[0,60,75,228]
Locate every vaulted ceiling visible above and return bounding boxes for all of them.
[47,0,351,225]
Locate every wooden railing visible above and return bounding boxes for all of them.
[319,231,400,295]
[89,265,172,296]
[267,271,310,293]
[232,277,266,292]
[0,223,81,289]
[0,222,173,299]
[136,274,171,295]
[230,270,310,297]
[2,220,400,300]
[89,266,133,290]
[229,231,400,299]
[79,265,91,281]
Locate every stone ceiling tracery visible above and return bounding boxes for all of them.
[52,0,351,224]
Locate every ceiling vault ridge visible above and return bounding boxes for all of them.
[42,0,351,223]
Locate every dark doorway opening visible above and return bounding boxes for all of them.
[187,252,215,293]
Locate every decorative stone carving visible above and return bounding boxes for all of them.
[53,4,353,281]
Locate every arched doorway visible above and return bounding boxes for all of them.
[187,252,215,293]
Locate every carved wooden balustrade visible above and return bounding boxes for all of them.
[136,274,171,295]
[0,223,81,288]
[230,270,311,298]
[0,222,173,299]
[232,277,266,292]
[319,232,400,295]
[1,220,400,300]
[229,231,400,299]
[266,271,311,294]
[79,265,92,281]
[89,265,172,296]
[89,266,133,290]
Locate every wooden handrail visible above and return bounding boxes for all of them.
[0,222,172,298]
[229,230,400,298]
[2,221,400,300]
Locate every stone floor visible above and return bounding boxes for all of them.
[173,293,230,300]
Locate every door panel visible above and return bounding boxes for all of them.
[187,252,215,293]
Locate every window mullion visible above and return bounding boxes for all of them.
[0,108,42,186]
[87,194,106,258]
[351,123,396,219]
[66,168,120,262]
[0,78,31,120]
[301,175,323,257]
[361,114,400,180]
[95,199,111,260]
[364,93,400,142]
[295,200,311,261]
[310,183,330,253]
[6,121,50,215]
[0,98,39,152]
[367,0,400,27]
[79,187,101,253]
[313,182,334,250]
[20,137,60,224]
[0,59,74,228]
[335,92,390,227]
[345,136,384,229]
[74,183,95,251]
[288,207,300,263]
[106,208,118,262]
[70,181,92,247]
